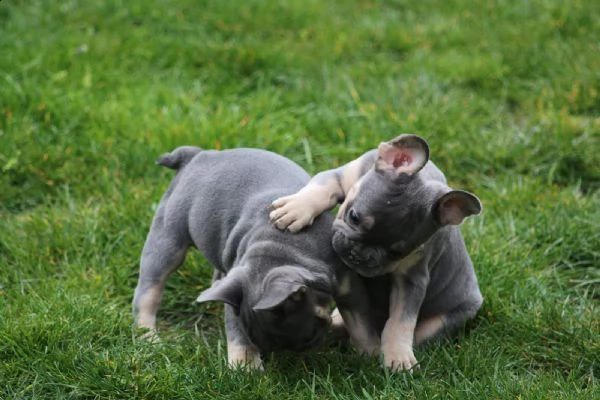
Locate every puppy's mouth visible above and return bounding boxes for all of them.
[253,321,328,352]
[331,228,388,277]
[294,326,327,351]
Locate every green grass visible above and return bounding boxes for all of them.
[1,0,599,398]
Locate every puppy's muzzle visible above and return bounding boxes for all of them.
[331,229,387,277]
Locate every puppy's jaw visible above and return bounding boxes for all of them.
[331,229,387,277]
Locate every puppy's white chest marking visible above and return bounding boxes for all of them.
[337,274,352,296]
[386,247,424,274]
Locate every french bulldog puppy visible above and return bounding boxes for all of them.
[269,134,483,372]
[132,146,379,370]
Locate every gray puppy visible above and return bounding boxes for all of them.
[270,134,483,371]
[132,147,379,370]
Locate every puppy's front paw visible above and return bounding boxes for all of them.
[139,330,161,343]
[269,195,315,232]
[383,345,419,372]
[353,340,381,357]
[227,343,264,372]
[134,327,160,344]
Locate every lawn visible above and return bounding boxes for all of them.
[1,0,599,398]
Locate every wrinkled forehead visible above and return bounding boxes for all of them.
[350,171,431,240]
[350,169,415,211]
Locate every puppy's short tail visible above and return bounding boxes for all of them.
[156,146,202,170]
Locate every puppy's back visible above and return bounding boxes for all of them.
[160,148,333,272]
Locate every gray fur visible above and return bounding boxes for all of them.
[331,140,483,346]
[270,134,483,370]
[132,147,376,368]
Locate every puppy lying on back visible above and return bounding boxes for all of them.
[270,134,483,371]
[133,146,379,370]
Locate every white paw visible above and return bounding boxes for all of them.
[348,328,381,356]
[227,345,264,371]
[383,345,419,372]
[136,329,160,344]
[269,195,315,232]
[353,340,381,357]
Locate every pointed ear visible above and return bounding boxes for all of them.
[196,269,245,312]
[434,190,482,226]
[375,134,429,176]
[252,284,306,312]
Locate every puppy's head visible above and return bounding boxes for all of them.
[196,265,332,352]
[332,134,482,277]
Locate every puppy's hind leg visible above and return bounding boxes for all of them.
[414,301,481,346]
[132,223,189,335]
[413,315,447,346]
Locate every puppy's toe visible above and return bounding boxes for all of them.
[287,217,313,233]
[269,208,284,223]
[228,359,264,372]
[270,208,295,228]
[383,346,419,373]
[273,214,295,230]
[271,196,290,209]
[386,356,419,373]
[137,329,160,344]
[228,348,264,372]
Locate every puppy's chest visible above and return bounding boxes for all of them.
[384,245,427,275]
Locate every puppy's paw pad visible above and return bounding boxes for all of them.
[272,214,297,230]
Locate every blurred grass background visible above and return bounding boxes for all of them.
[0,0,598,398]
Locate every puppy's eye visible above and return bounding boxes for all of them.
[347,209,360,225]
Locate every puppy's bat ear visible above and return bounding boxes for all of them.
[196,268,246,312]
[434,190,482,226]
[252,284,307,312]
[376,134,429,176]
